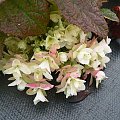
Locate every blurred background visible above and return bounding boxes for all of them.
[103,0,120,38]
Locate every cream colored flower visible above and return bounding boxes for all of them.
[39,60,53,80]
[8,78,27,91]
[33,89,48,105]
[50,14,62,23]
[4,59,31,79]
[57,78,86,98]
[59,52,68,63]
[77,48,93,65]
[93,38,112,57]
[45,35,59,50]
[90,60,101,69]
[100,56,110,67]
[95,71,108,88]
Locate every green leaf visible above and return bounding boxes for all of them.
[55,0,108,37]
[101,8,119,22]
[0,0,50,38]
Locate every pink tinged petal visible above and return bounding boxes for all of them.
[91,70,99,77]
[70,72,80,78]
[49,47,57,56]
[56,73,70,89]
[33,89,48,105]
[26,83,40,89]
[67,67,77,73]
[57,74,63,82]
[39,83,54,90]
[49,44,60,55]
[82,70,90,80]
[39,79,47,82]
[95,71,107,81]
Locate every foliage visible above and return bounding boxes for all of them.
[0,0,119,38]
[0,0,49,38]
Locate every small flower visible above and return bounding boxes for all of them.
[33,89,48,105]
[3,59,31,79]
[95,71,108,88]
[39,60,51,73]
[50,14,62,23]
[8,78,27,91]
[39,60,53,80]
[76,48,93,65]
[26,81,54,90]
[27,81,54,105]
[59,52,68,63]
[93,38,112,57]
[56,77,86,98]
[45,35,59,50]
[90,60,101,69]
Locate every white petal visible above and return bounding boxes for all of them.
[33,89,48,105]
[70,82,77,96]
[78,84,85,91]
[12,59,21,67]
[8,79,21,86]
[102,56,110,63]
[3,67,15,74]
[66,86,71,98]
[56,87,66,93]
[43,71,53,80]
[39,60,51,73]
[13,72,21,80]
[104,46,112,54]
[106,36,111,44]
[80,59,90,65]
[91,60,101,69]
[96,80,100,88]
[17,81,26,91]
[20,63,31,74]
[8,77,15,81]
[59,52,68,63]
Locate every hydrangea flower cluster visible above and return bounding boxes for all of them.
[1,13,112,105]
